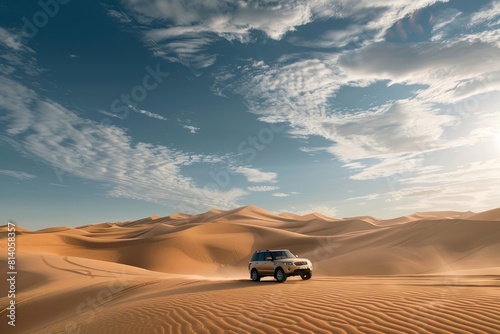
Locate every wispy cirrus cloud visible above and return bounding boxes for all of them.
[0,76,245,212]
[247,185,280,192]
[272,192,291,198]
[127,104,168,121]
[342,154,500,213]
[390,158,500,212]
[272,191,299,198]
[0,169,36,180]
[0,28,39,77]
[0,27,24,51]
[106,8,132,24]
[470,1,500,26]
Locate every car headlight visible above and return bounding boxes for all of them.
[282,262,293,266]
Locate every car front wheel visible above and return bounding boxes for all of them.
[275,268,287,283]
[301,272,312,280]
[251,269,261,282]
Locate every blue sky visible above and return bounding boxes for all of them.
[1,0,500,229]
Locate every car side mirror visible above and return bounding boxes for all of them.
[266,257,273,261]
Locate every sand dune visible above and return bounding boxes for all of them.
[1,206,500,333]
[469,207,500,221]
[5,206,499,276]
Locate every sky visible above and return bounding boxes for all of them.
[1,0,500,229]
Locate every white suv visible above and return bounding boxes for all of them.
[248,249,313,283]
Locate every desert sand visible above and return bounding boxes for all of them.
[1,205,500,333]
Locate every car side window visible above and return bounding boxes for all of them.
[264,252,272,260]
[256,252,265,261]
[251,253,258,261]
[273,251,284,259]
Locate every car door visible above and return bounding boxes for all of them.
[261,251,275,275]
[253,252,266,273]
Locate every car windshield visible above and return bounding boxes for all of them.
[272,250,296,259]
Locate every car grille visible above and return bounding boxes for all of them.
[294,261,308,266]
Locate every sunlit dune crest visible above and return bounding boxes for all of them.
[468,207,500,221]
[1,206,500,333]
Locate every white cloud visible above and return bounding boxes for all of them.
[0,169,36,180]
[272,192,291,197]
[0,76,245,212]
[145,33,216,68]
[230,2,312,40]
[356,0,449,41]
[247,185,280,192]
[348,156,424,181]
[326,100,456,162]
[299,146,329,154]
[233,166,278,183]
[183,125,200,134]
[386,187,445,202]
[124,0,312,39]
[0,27,23,51]
[121,0,313,67]
[121,0,225,25]
[347,193,380,201]
[272,191,299,197]
[399,159,500,187]
[338,38,500,103]
[107,9,132,23]
[0,28,38,77]
[470,1,500,27]
[339,145,500,213]
[389,158,500,211]
[128,104,168,121]
[238,57,341,126]
[430,9,462,41]
[97,108,122,119]
[342,162,365,169]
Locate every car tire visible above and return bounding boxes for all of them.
[250,269,261,282]
[275,268,287,283]
[300,272,312,280]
